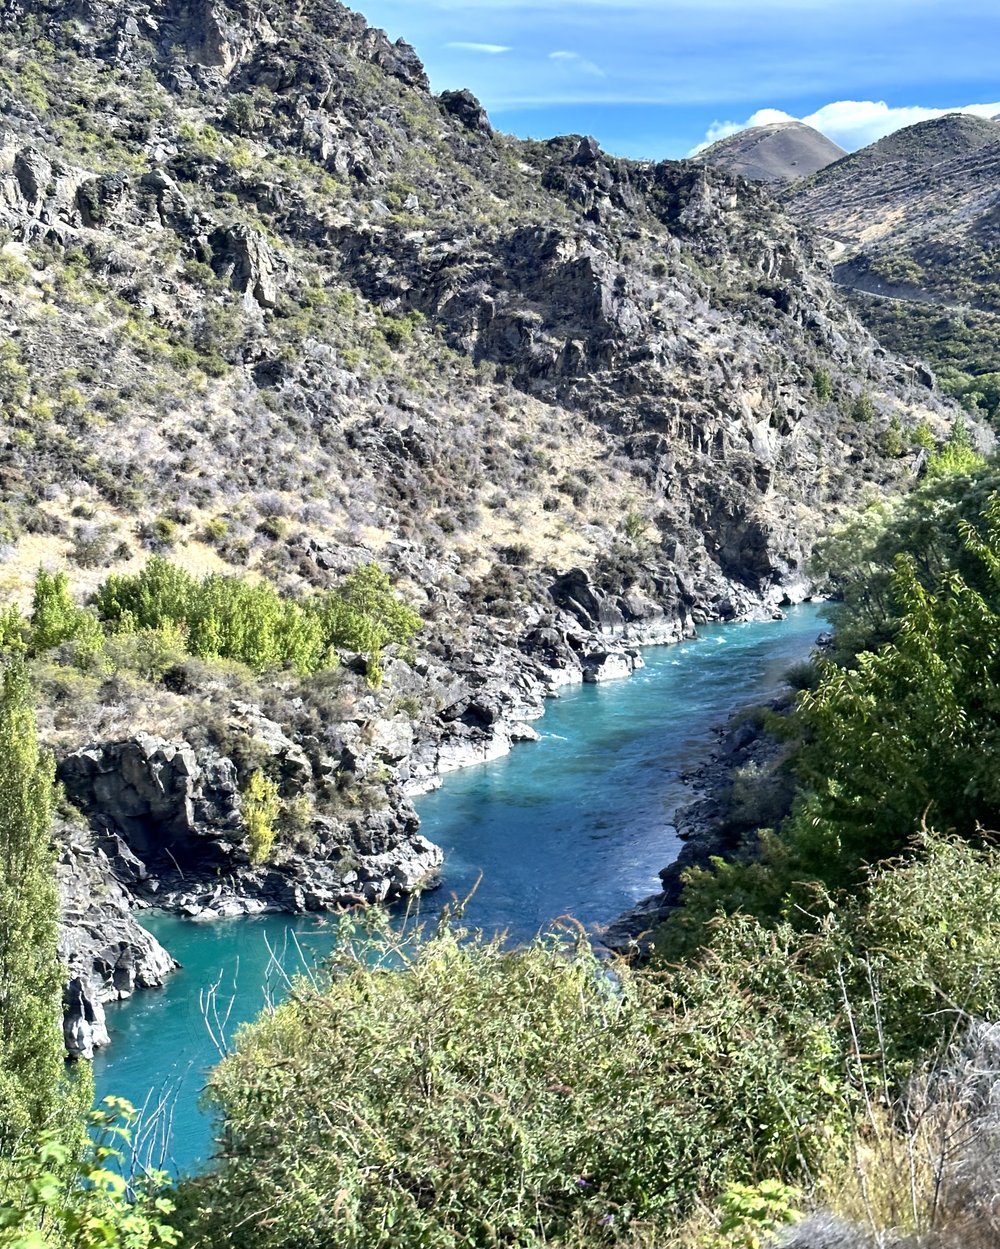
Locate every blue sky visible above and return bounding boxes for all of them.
[351,0,1000,159]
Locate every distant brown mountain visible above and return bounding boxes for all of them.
[784,113,1000,412]
[698,120,846,185]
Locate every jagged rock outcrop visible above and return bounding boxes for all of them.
[57,820,177,1059]
[438,89,491,135]
[59,724,442,916]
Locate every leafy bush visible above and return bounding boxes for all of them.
[94,558,420,682]
[851,392,876,423]
[243,770,279,866]
[0,1098,178,1249]
[926,414,986,478]
[813,368,832,402]
[176,830,1000,1249]
[29,570,100,656]
[663,475,1000,965]
[175,913,849,1249]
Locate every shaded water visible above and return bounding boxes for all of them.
[93,603,824,1173]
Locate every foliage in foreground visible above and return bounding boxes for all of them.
[0,659,75,1155]
[173,832,1000,1249]
[0,663,172,1248]
[662,470,1000,959]
[0,1099,178,1249]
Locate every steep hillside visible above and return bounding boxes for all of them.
[699,120,846,184]
[786,114,1000,412]
[0,0,964,1050]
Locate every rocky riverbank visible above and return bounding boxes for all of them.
[602,680,806,954]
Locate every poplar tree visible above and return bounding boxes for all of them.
[0,658,66,1154]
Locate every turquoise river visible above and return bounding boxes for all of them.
[93,602,824,1174]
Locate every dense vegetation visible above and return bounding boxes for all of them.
[0,658,176,1248]
[845,294,1000,427]
[163,838,1000,1249]
[2,558,421,686]
[0,661,71,1153]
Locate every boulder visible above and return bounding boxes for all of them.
[439,89,492,134]
[582,651,635,683]
[550,569,626,634]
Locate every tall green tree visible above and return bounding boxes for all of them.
[0,659,67,1155]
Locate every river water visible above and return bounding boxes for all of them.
[92,603,824,1174]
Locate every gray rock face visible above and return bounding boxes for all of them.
[54,713,445,1050]
[778,1214,876,1249]
[59,734,242,868]
[60,722,441,898]
[438,89,491,134]
[57,825,177,1059]
[209,223,278,307]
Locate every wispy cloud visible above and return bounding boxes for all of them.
[547,49,606,78]
[691,99,1000,154]
[445,41,511,54]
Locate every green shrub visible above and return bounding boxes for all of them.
[622,509,648,542]
[318,562,422,686]
[243,770,279,866]
[94,558,420,682]
[174,913,848,1249]
[813,368,833,402]
[28,570,101,656]
[881,414,905,457]
[223,93,259,135]
[913,421,935,450]
[851,392,876,423]
[926,415,986,478]
[0,1098,179,1249]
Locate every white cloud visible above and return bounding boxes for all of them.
[547,49,606,77]
[444,41,511,53]
[690,99,1000,155]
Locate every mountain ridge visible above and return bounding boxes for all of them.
[785,112,1000,414]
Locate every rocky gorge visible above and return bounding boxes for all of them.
[0,0,984,1059]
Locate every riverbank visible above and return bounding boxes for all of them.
[602,690,801,953]
[58,562,815,1059]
